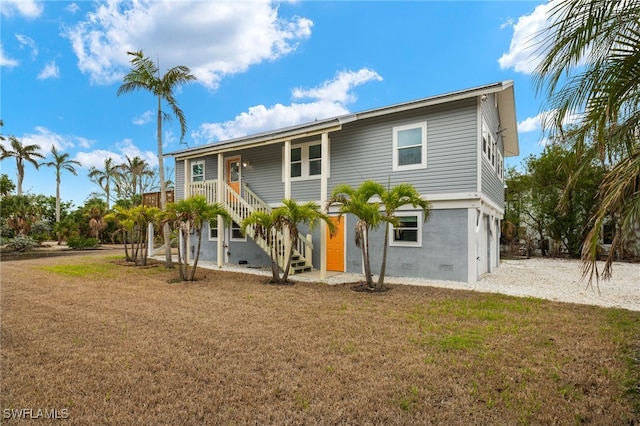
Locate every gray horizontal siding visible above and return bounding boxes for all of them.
[175,159,185,201]
[481,160,504,206]
[480,94,505,207]
[329,99,478,196]
[239,144,285,205]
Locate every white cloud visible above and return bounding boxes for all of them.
[75,139,157,170]
[15,34,38,59]
[132,110,154,125]
[75,136,93,149]
[517,113,544,133]
[498,1,555,74]
[293,68,383,103]
[192,68,383,143]
[116,139,158,167]
[0,43,18,68]
[38,61,60,80]
[65,3,80,14]
[21,126,75,152]
[0,0,43,18]
[64,0,313,88]
[75,150,125,170]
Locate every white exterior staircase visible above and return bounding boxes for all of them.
[188,180,313,275]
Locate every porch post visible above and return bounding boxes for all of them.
[217,153,224,268]
[184,158,191,263]
[284,140,291,200]
[320,132,329,279]
[184,158,190,198]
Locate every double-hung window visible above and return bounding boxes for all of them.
[209,221,245,241]
[285,141,326,180]
[192,160,205,182]
[209,222,218,241]
[392,122,427,171]
[389,211,423,247]
[230,221,246,241]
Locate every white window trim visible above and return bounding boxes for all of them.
[192,160,205,182]
[282,140,329,181]
[392,122,427,172]
[208,222,218,241]
[389,210,423,247]
[230,221,246,242]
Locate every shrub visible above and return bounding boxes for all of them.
[30,220,52,242]
[8,235,38,252]
[0,218,14,239]
[67,236,99,250]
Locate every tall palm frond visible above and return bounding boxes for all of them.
[42,146,81,222]
[533,0,640,283]
[0,137,45,197]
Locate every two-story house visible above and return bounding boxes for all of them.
[166,80,519,283]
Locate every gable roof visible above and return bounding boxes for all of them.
[167,80,519,159]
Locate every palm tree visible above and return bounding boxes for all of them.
[162,196,230,281]
[241,210,282,282]
[88,158,121,211]
[116,155,153,202]
[42,146,81,223]
[0,136,45,196]
[533,0,640,282]
[118,50,197,269]
[244,199,335,284]
[327,181,385,289]
[278,199,335,283]
[377,182,431,289]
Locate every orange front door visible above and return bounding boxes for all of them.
[326,216,345,272]
[226,158,241,200]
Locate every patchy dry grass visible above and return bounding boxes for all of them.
[1,249,639,425]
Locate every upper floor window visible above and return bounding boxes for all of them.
[284,140,327,181]
[192,160,205,182]
[389,211,423,247]
[392,122,427,171]
[482,118,504,182]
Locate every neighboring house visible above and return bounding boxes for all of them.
[166,81,519,283]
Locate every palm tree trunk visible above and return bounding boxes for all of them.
[281,233,295,283]
[177,227,187,281]
[189,227,204,281]
[377,224,389,290]
[55,174,61,223]
[158,96,174,268]
[17,162,23,197]
[269,233,280,283]
[123,230,131,261]
[363,227,373,287]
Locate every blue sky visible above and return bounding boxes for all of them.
[1,0,554,208]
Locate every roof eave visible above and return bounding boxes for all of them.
[495,82,519,157]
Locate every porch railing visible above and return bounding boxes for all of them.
[186,179,313,274]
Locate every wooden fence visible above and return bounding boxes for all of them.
[142,190,174,208]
